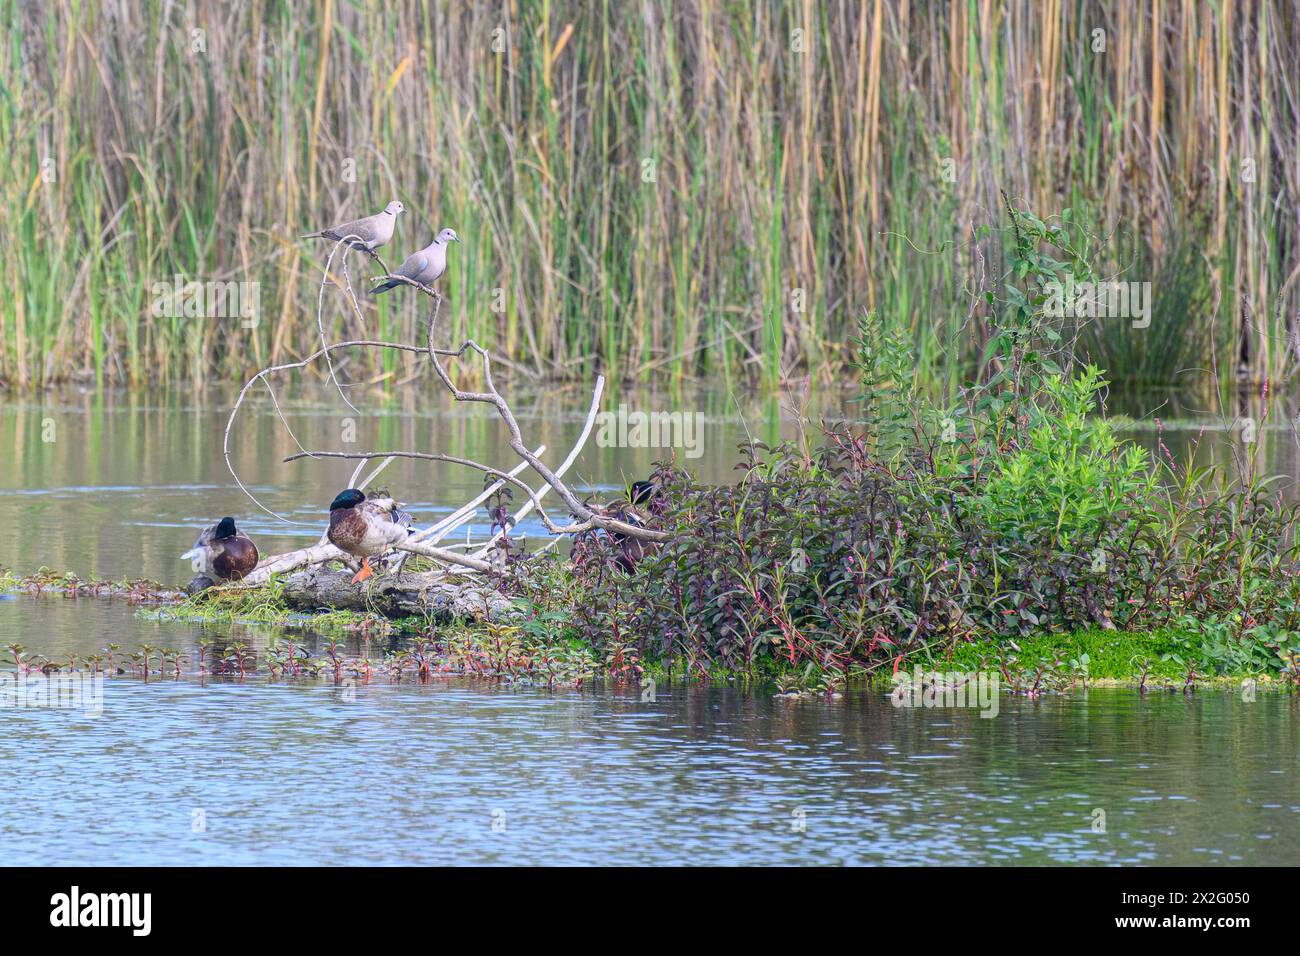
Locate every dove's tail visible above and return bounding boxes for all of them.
[369,279,399,296]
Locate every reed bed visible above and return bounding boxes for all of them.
[2,0,1297,395]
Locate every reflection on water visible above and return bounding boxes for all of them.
[0,385,800,583]
[1,385,1299,866]
[1107,384,1300,492]
[3,384,1298,585]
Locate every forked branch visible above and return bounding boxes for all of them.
[222,237,665,592]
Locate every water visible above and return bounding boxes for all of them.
[0,384,779,581]
[3,662,1298,865]
[2,386,1299,865]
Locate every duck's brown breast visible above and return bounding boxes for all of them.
[328,507,370,557]
[213,535,259,580]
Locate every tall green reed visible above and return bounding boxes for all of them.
[1,1,1296,398]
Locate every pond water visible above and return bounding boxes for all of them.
[1,385,1299,865]
[0,383,779,581]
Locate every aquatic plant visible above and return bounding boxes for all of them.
[0,568,181,602]
[160,647,183,679]
[194,638,212,674]
[535,204,1300,685]
[218,641,255,679]
[321,637,345,684]
[6,643,29,674]
[3,2,1297,393]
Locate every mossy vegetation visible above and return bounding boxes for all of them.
[942,629,1299,690]
[3,570,1294,691]
[147,578,399,634]
[0,565,181,602]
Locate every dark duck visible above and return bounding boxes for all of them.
[611,479,663,573]
[180,517,259,581]
[326,488,413,584]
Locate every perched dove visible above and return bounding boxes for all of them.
[369,228,459,295]
[301,200,405,255]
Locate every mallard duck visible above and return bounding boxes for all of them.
[180,517,259,581]
[612,478,663,573]
[326,488,413,583]
[629,480,656,507]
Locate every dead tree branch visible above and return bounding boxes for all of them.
[220,236,665,604]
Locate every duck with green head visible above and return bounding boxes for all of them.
[611,478,664,573]
[181,517,259,581]
[327,488,413,584]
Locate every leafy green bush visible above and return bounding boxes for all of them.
[506,203,1300,682]
[960,365,1159,549]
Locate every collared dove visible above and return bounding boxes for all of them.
[301,200,405,255]
[369,228,460,295]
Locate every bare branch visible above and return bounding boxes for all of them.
[220,240,670,602]
[282,449,665,541]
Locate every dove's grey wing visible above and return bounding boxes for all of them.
[328,213,380,246]
[368,245,435,296]
[396,252,431,280]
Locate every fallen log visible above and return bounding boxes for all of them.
[274,565,516,622]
